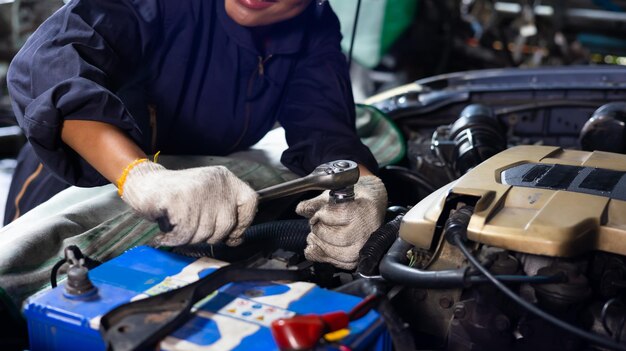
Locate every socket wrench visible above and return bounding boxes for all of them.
[257,159,359,202]
[157,160,360,233]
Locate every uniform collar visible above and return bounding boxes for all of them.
[216,0,314,55]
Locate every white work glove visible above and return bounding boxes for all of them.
[120,161,258,247]
[296,175,387,270]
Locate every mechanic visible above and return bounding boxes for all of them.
[4,0,387,269]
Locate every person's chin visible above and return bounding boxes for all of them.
[231,14,274,27]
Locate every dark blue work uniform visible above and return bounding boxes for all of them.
[4,0,377,224]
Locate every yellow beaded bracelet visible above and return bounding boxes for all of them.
[116,158,148,197]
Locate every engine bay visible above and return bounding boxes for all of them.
[366,66,626,350]
[1,60,626,351]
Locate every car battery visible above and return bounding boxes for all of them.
[24,246,390,351]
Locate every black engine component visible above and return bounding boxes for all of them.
[448,251,522,350]
[580,102,626,154]
[590,253,626,299]
[431,104,508,178]
[534,262,592,313]
[449,104,508,175]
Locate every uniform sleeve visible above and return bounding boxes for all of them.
[277,5,378,176]
[7,0,160,186]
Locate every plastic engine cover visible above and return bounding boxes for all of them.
[400,145,626,257]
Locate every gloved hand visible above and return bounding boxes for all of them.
[119,160,258,247]
[296,175,387,270]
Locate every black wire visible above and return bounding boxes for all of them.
[452,234,626,351]
[347,0,362,69]
[50,258,66,288]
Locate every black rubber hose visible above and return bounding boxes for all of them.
[357,216,404,276]
[172,219,310,261]
[379,237,468,288]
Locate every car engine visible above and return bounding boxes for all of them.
[363,65,626,350]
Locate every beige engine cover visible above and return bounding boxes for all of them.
[400,145,626,257]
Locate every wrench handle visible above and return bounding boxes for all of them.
[257,160,359,202]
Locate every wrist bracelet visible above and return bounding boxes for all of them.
[117,158,148,197]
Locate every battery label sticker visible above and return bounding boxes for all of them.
[160,312,260,351]
[131,257,228,300]
[214,297,295,327]
[220,281,315,309]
